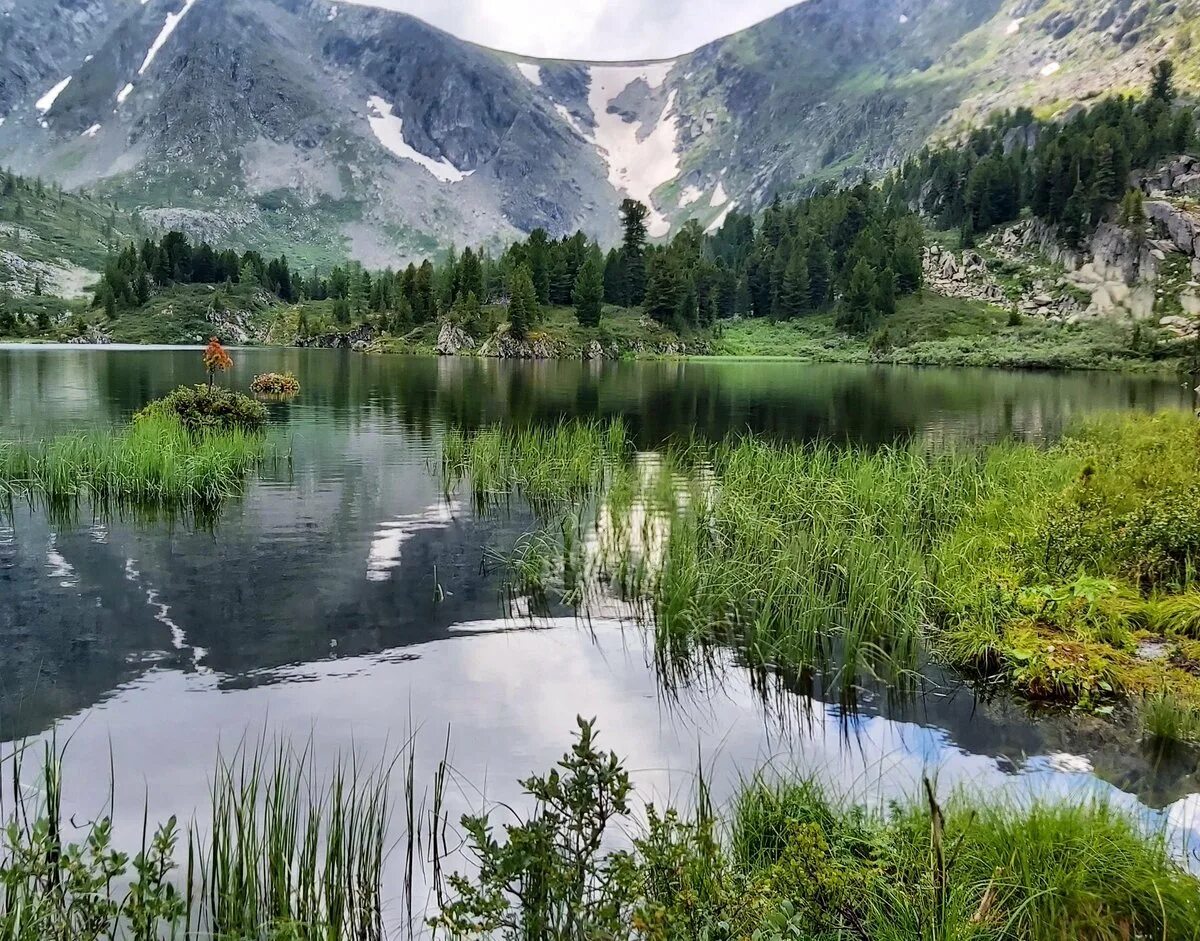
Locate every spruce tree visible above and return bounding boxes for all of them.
[508,266,538,339]
[674,275,699,329]
[837,259,878,333]
[807,241,831,308]
[1151,59,1176,104]
[778,247,810,318]
[618,199,649,305]
[573,248,604,328]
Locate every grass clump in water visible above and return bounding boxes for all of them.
[447,411,1200,714]
[251,372,302,397]
[442,418,627,510]
[0,411,267,512]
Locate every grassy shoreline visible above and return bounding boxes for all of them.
[443,412,1200,735]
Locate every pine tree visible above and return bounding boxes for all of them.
[1120,188,1146,229]
[573,248,604,328]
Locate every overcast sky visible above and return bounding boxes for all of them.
[341,0,799,60]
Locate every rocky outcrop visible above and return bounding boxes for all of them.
[67,325,112,345]
[435,322,477,355]
[923,241,1084,321]
[207,296,275,345]
[296,324,376,350]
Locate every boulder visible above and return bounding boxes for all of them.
[1145,200,1200,256]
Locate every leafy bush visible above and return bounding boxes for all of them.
[434,722,1200,941]
[136,384,267,433]
[250,372,301,396]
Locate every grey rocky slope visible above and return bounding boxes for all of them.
[1,0,1195,268]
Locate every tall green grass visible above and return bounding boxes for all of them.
[0,413,267,512]
[443,421,992,699]
[0,740,392,941]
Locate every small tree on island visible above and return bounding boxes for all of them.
[202,337,233,389]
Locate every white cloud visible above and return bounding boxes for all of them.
[337,0,799,59]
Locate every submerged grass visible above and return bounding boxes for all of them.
[0,413,268,513]
[443,411,1200,714]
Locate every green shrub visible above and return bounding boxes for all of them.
[136,384,267,433]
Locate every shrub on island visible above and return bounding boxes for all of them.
[250,372,301,396]
[136,385,268,433]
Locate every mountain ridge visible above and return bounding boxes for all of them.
[0,0,1195,268]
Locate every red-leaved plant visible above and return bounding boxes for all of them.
[202,337,233,388]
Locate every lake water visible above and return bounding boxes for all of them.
[2,345,1200,932]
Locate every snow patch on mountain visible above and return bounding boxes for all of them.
[553,104,585,136]
[35,76,72,113]
[81,123,101,138]
[586,62,680,237]
[516,62,542,86]
[140,0,201,75]
[678,185,703,208]
[117,83,134,104]
[366,96,472,184]
[1039,61,1060,77]
[709,181,728,208]
[706,201,736,234]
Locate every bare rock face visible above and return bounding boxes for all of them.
[436,321,477,356]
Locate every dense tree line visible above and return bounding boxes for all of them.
[893,60,1193,248]
[92,183,923,336]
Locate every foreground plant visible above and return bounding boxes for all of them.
[0,742,390,941]
[434,721,1200,941]
[136,384,268,433]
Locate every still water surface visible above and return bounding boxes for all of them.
[2,346,1199,928]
